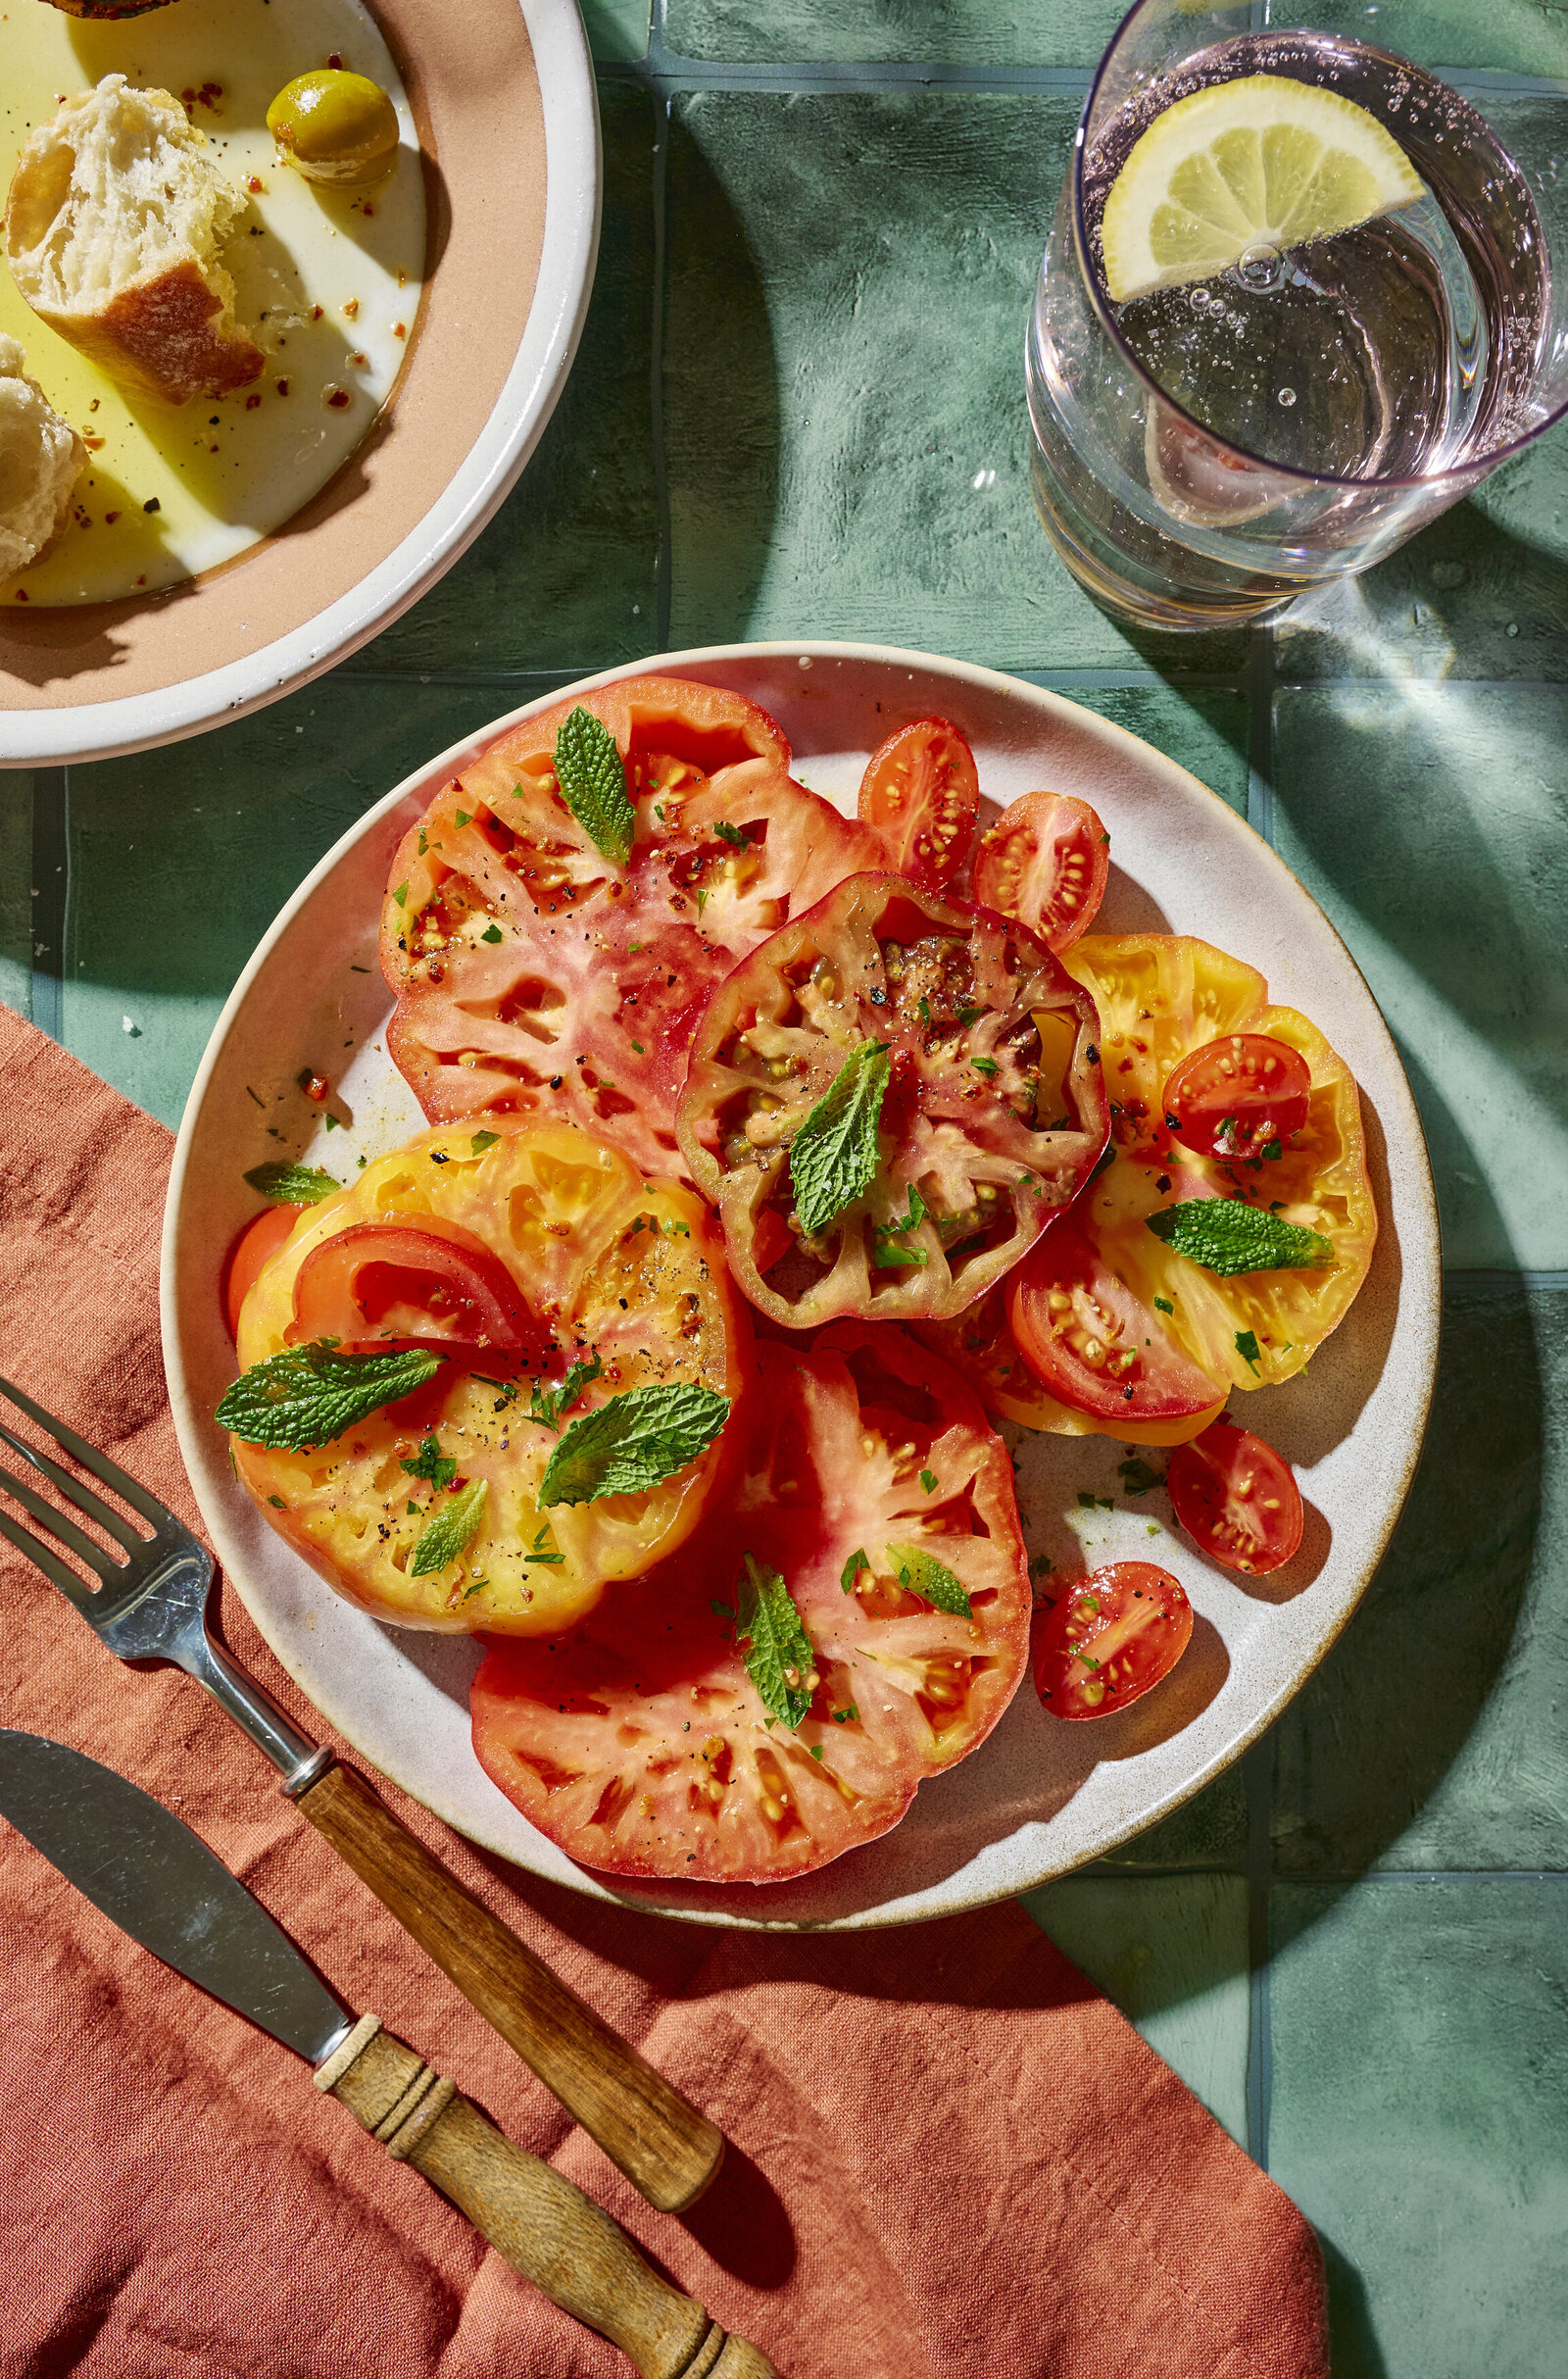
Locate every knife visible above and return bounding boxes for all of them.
[0,1730,778,2379]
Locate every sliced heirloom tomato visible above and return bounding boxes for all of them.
[232,1117,751,1635]
[287,1218,538,1359]
[971,791,1109,953]
[1166,1418,1303,1576]
[222,1203,306,1341]
[1008,1216,1226,1431]
[470,1324,1031,1883]
[1164,1033,1311,1163]
[381,675,884,1181]
[858,717,979,889]
[1035,1561,1193,1719]
[676,872,1109,1329]
[1058,934,1377,1398]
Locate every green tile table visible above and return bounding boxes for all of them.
[8,8,1567,2372]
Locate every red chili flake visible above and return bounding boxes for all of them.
[105,511,121,524]
[391,322,407,338]
[299,1070,330,1104]
[311,305,323,322]
[246,175,265,195]
[14,588,28,602]
[351,351,367,368]
[361,202,374,217]
[326,388,351,410]
[82,432,105,451]
[327,53,344,70]
[134,574,147,587]
[275,378,290,397]
[245,392,262,410]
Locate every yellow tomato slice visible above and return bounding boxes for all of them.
[1060,934,1377,1397]
[232,1118,750,1634]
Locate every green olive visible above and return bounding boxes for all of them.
[267,70,400,190]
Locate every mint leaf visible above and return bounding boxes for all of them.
[1117,1456,1163,1496]
[712,819,750,848]
[735,1554,814,1728]
[529,1352,604,1432]
[539,1381,730,1507]
[411,1478,487,1576]
[469,1130,501,1155]
[874,1184,929,1268]
[888,1541,971,1619]
[218,1344,441,1450]
[243,1162,339,1205]
[400,1435,458,1490]
[1146,1198,1334,1277]
[1236,1329,1262,1375]
[554,705,634,866]
[789,1040,891,1237]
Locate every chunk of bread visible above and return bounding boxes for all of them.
[0,333,84,576]
[4,74,264,405]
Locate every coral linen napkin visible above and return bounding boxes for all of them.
[0,1008,1328,2379]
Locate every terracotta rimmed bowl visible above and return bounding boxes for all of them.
[0,0,598,767]
[162,642,1442,1932]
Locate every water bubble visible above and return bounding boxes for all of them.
[1278,387,1298,408]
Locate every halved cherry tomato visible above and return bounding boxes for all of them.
[971,792,1109,953]
[676,871,1108,1330]
[469,1324,1031,1882]
[222,1204,305,1342]
[1166,1418,1303,1575]
[1035,1561,1193,1719]
[1008,1216,1225,1425]
[1164,1033,1311,1163]
[382,675,883,1181]
[915,1282,1222,1446]
[288,1219,537,1359]
[231,1117,752,1637]
[857,717,979,889]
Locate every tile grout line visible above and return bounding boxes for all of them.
[649,85,673,653]
[1245,624,1276,846]
[1242,1737,1274,2171]
[27,768,68,1044]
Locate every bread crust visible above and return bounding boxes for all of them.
[4,76,264,407]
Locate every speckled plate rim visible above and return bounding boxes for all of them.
[0,0,600,768]
[162,640,1442,1931]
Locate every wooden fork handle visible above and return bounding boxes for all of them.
[318,2015,777,2379]
[294,1759,724,2213]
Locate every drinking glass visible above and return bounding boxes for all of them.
[1027,0,1568,629]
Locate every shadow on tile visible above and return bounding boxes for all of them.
[1315,2230,1392,2379]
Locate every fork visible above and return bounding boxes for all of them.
[0,1372,723,2214]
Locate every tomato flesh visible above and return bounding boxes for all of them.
[858,717,979,890]
[1034,1561,1193,1719]
[1164,1033,1311,1163]
[381,675,884,1182]
[288,1219,537,1360]
[971,792,1109,953]
[222,1205,304,1343]
[231,1118,752,1636]
[676,871,1109,1330]
[1165,1418,1303,1575]
[469,1324,1032,1883]
[1008,1218,1224,1424]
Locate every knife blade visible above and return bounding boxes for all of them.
[0,1730,778,2379]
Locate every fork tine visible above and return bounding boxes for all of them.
[0,1418,151,1554]
[0,1456,129,1582]
[0,1373,173,1529]
[0,1503,102,1612]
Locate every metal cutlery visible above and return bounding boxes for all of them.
[0,1729,775,2379]
[0,1373,723,2213]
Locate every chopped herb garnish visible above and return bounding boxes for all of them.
[1236,1328,1263,1375]
[523,1522,565,1566]
[971,1056,1000,1079]
[469,1129,501,1155]
[1153,1296,1174,1314]
[630,1039,646,1055]
[1117,1456,1163,1496]
[919,1468,939,1495]
[713,820,750,848]
[841,1548,871,1595]
[1028,1553,1054,1580]
[480,922,504,945]
[268,1494,286,1510]
[874,1184,929,1268]
[788,1039,892,1238]
[411,1478,487,1577]
[455,809,471,827]
[392,882,409,907]
[217,1344,442,1451]
[528,1352,604,1431]
[400,1435,458,1490]
[242,1161,338,1204]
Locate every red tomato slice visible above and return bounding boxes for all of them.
[971,792,1109,953]
[1164,1033,1311,1163]
[382,675,884,1181]
[1165,1418,1303,1575]
[287,1219,537,1359]
[1035,1561,1193,1719]
[222,1205,304,1342]
[858,717,979,889]
[469,1324,1032,1883]
[676,872,1109,1330]
[1008,1216,1222,1424]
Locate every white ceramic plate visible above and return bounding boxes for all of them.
[0,0,599,767]
[163,642,1441,1930]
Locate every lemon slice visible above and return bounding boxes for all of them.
[1101,73,1424,304]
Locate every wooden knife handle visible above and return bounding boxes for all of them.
[318,2016,776,2378]
[294,1759,723,2213]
